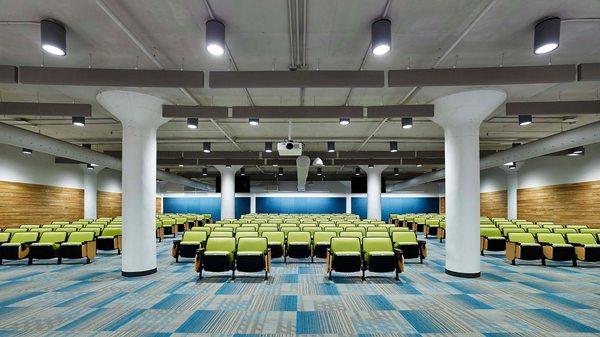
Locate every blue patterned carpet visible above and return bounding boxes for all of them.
[0,233,599,337]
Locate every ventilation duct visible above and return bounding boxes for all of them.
[296,155,310,192]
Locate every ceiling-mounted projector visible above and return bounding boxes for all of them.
[277,140,303,156]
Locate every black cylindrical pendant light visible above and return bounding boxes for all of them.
[203,142,211,153]
[72,116,85,127]
[534,17,560,55]
[22,148,32,155]
[240,167,246,175]
[265,142,273,153]
[187,117,198,129]
[206,19,225,56]
[316,167,323,176]
[394,168,399,176]
[401,117,412,129]
[519,115,532,126]
[41,19,67,56]
[390,141,398,152]
[354,167,361,176]
[278,167,284,176]
[327,141,335,153]
[371,18,391,56]
[202,168,208,176]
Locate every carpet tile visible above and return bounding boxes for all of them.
[0,233,598,336]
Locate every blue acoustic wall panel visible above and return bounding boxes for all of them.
[235,197,251,219]
[351,197,439,219]
[256,197,346,214]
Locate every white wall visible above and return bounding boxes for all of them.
[480,167,508,192]
[0,144,121,193]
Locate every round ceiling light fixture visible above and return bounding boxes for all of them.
[534,17,560,55]
[206,19,226,56]
[41,19,67,56]
[371,18,391,56]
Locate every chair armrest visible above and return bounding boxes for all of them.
[417,240,426,246]
[195,247,206,256]
[173,239,182,245]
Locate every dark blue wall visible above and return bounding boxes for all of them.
[162,197,251,221]
[352,197,439,220]
[256,197,346,214]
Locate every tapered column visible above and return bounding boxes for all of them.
[82,166,102,219]
[432,90,506,278]
[97,90,169,277]
[215,165,242,220]
[360,165,387,220]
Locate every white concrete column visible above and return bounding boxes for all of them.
[507,171,518,220]
[359,165,387,220]
[97,90,169,277]
[345,195,352,214]
[82,166,102,219]
[432,89,506,278]
[250,194,257,214]
[215,165,242,220]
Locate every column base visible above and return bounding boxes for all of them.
[445,268,480,278]
[122,268,157,277]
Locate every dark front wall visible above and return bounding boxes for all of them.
[163,197,250,221]
[352,197,439,220]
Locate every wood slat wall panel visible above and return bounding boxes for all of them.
[97,191,122,219]
[0,180,83,228]
[518,180,600,228]
[439,191,507,218]
[156,197,162,213]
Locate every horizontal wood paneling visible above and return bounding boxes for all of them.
[0,180,83,228]
[480,190,508,218]
[97,191,122,219]
[440,191,507,218]
[156,197,162,213]
[518,180,600,228]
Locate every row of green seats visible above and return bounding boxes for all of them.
[327,237,404,280]
[0,231,97,265]
[506,232,600,266]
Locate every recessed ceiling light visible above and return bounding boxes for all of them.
[504,162,515,166]
[86,163,94,170]
[249,117,259,126]
[508,163,517,170]
[368,164,374,168]
[178,164,184,167]
[41,19,67,56]
[371,19,391,56]
[22,148,32,155]
[72,116,85,127]
[519,115,532,126]
[206,19,225,56]
[534,17,560,55]
[226,164,231,168]
[416,164,422,168]
[339,117,350,125]
[567,146,585,156]
[272,163,278,167]
[187,117,198,129]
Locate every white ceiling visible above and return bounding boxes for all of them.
[0,0,599,175]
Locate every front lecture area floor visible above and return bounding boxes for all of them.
[0,224,598,335]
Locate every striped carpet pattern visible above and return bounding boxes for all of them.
[0,233,598,336]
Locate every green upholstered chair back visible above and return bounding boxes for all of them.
[425,219,439,226]
[366,231,390,238]
[101,227,122,237]
[527,228,551,235]
[210,231,233,238]
[508,232,536,244]
[566,233,597,245]
[20,225,40,229]
[566,225,588,230]
[281,227,301,236]
[330,237,361,253]
[367,227,388,232]
[10,232,38,243]
[340,231,363,241]
[182,231,207,243]
[579,228,600,235]
[79,227,101,236]
[236,227,257,233]
[213,227,234,233]
[237,237,267,253]
[392,231,417,243]
[345,227,366,235]
[389,227,410,234]
[30,228,54,233]
[205,237,236,253]
[542,224,562,229]
[536,233,566,245]
[39,231,67,243]
[313,231,337,244]
[502,228,525,236]
[236,232,258,242]
[363,237,393,253]
[262,231,284,244]
[480,228,502,237]
[0,232,11,243]
[287,231,310,244]
[191,227,211,235]
[553,228,577,235]
[241,224,259,230]
[68,231,95,242]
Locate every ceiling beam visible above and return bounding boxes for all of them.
[162,105,228,118]
[506,100,600,115]
[232,106,363,118]
[577,63,600,81]
[0,65,17,83]
[367,105,434,117]
[210,71,384,88]
[0,102,92,116]
[389,65,576,87]
[19,66,204,88]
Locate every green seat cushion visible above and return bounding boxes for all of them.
[237,251,263,256]
[395,242,418,246]
[584,244,600,248]
[98,236,115,240]
[2,243,24,247]
[181,241,201,246]
[550,243,573,248]
[519,243,540,247]
[61,242,84,246]
[267,241,282,245]
[334,252,360,257]
[487,236,505,240]
[365,251,394,262]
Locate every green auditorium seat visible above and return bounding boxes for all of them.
[566,225,588,231]
[79,227,101,238]
[506,232,544,265]
[542,224,563,230]
[97,227,122,254]
[412,217,427,232]
[537,233,576,266]
[241,224,259,231]
[389,227,410,235]
[327,237,363,280]
[281,226,301,238]
[0,232,39,264]
[480,227,506,255]
[64,224,83,230]
[579,228,600,236]
[190,227,211,236]
[213,227,234,233]
[4,228,28,234]
[28,231,67,264]
[502,227,525,237]
[366,231,389,238]
[438,220,446,242]
[312,231,337,260]
[566,233,600,262]
[235,231,259,243]
[59,231,96,264]
[527,227,551,236]
[0,232,10,245]
[236,227,257,233]
[210,231,233,238]
[20,225,40,230]
[173,231,207,262]
[155,221,164,242]
[285,231,311,262]
[345,227,366,236]
[235,237,270,280]
[195,237,236,279]
[392,231,426,263]
[553,228,577,236]
[262,231,285,259]
[362,237,403,280]
[258,226,278,236]
[29,227,54,234]
[161,218,177,237]
[424,219,440,238]
[340,231,364,242]
[51,221,70,227]
[367,226,388,233]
